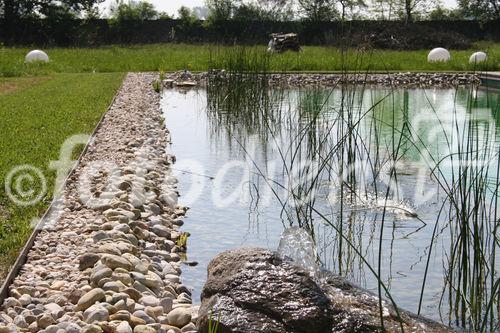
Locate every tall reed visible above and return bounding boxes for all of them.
[203,46,499,331]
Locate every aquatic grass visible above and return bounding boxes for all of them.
[205,61,411,330]
[364,86,500,331]
[374,85,500,331]
[176,232,189,249]
[207,309,222,333]
[320,87,498,331]
[234,117,408,332]
[206,45,279,151]
[152,79,162,93]
[204,62,499,330]
[200,37,500,330]
[436,97,500,331]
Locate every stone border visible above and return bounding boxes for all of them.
[166,71,481,88]
[0,73,197,332]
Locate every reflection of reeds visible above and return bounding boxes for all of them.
[204,49,499,331]
[387,87,500,331]
[429,89,499,331]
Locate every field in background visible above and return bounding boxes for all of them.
[0,73,124,280]
[1,43,500,76]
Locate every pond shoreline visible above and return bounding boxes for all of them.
[167,71,481,88]
[0,73,198,332]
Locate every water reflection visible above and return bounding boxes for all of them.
[162,86,499,331]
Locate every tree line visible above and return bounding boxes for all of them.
[1,0,499,25]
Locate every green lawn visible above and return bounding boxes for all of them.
[0,73,124,278]
[1,43,499,77]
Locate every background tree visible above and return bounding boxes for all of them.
[233,0,290,21]
[205,0,234,23]
[338,0,367,19]
[177,6,199,26]
[396,0,430,22]
[84,5,102,19]
[250,0,295,20]
[427,5,463,19]
[2,0,104,20]
[369,0,398,19]
[2,0,37,20]
[158,12,173,19]
[458,0,499,20]
[232,3,269,20]
[297,0,339,21]
[2,0,104,43]
[192,6,209,19]
[110,0,160,21]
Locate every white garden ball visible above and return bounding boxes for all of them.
[25,50,49,63]
[469,51,487,64]
[427,48,451,62]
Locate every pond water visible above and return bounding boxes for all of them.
[161,85,500,330]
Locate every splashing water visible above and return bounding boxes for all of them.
[277,227,319,276]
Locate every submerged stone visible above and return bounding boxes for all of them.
[197,248,333,333]
[197,247,455,333]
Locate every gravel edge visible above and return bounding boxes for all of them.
[167,71,480,88]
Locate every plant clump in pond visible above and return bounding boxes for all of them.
[203,63,499,332]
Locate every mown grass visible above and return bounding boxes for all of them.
[0,72,124,279]
[1,42,499,77]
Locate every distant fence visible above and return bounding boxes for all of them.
[1,18,500,49]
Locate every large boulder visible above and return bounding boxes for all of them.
[197,248,333,333]
[198,247,454,333]
[321,275,454,332]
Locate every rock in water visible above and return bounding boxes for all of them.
[197,248,333,333]
[198,248,455,333]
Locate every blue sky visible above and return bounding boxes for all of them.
[100,0,458,17]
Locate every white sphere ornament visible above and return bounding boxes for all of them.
[427,48,451,62]
[25,50,49,63]
[469,51,487,64]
